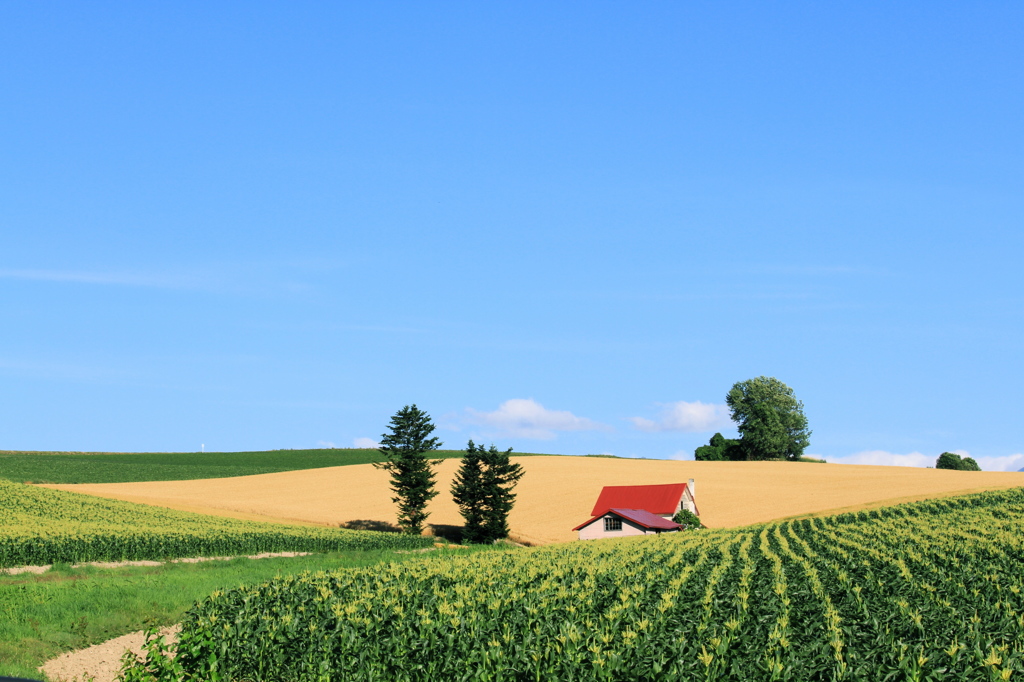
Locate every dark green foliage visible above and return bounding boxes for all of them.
[451,441,525,543]
[671,508,704,529]
[936,452,982,471]
[726,376,811,461]
[694,432,742,461]
[450,442,486,541]
[373,405,442,534]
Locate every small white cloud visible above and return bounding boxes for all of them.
[630,401,731,433]
[829,449,1024,472]
[353,437,379,449]
[972,453,1024,473]
[829,450,933,467]
[464,398,607,440]
[317,440,337,449]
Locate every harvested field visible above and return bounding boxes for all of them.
[46,457,1024,545]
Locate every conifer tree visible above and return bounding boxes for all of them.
[451,440,525,543]
[450,441,487,542]
[373,405,442,534]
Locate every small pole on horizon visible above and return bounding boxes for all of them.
[202,444,204,453]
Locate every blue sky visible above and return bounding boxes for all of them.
[2,3,1022,471]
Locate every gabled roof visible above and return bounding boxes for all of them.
[572,508,683,532]
[590,483,689,517]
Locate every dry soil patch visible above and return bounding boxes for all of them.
[1,551,309,576]
[41,625,179,682]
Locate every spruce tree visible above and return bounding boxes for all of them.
[373,405,442,534]
[450,440,487,543]
[451,440,525,543]
[480,444,525,542]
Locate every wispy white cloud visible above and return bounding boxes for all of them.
[828,450,933,468]
[462,398,607,440]
[828,449,1024,472]
[337,324,426,334]
[0,357,122,382]
[973,453,1024,473]
[352,437,380,449]
[747,264,866,276]
[630,401,732,433]
[317,440,337,449]
[0,268,203,289]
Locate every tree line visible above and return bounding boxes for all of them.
[373,404,524,542]
[694,376,983,470]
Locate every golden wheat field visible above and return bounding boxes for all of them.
[44,457,1024,545]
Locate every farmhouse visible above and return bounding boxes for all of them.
[573,480,698,540]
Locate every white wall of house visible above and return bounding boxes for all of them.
[680,488,697,515]
[578,515,660,540]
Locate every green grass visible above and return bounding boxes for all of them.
[0,448,555,484]
[0,547,502,681]
[1,479,432,568]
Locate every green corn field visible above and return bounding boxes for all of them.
[0,479,432,567]
[127,488,1024,681]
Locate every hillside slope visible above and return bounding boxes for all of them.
[0,448,514,483]
[0,479,430,567]
[47,457,1024,545]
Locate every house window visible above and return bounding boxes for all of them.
[604,516,622,532]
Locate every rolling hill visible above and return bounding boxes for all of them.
[0,448,550,484]
[46,457,1024,545]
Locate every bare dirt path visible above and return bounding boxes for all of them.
[1,551,310,576]
[40,625,179,682]
[45,457,1024,545]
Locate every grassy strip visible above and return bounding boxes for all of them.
[0,547,498,681]
[0,449,556,484]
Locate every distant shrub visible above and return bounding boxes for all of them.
[960,456,981,471]
[936,452,982,471]
[694,433,742,461]
[671,508,704,530]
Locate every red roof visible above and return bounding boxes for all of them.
[572,508,683,532]
[590,483,688,517]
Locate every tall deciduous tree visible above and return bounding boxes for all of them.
[451,440,525,543]
[373,405,442,534]
[726,376,811,461]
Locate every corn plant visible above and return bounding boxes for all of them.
[122,487,1024,681]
